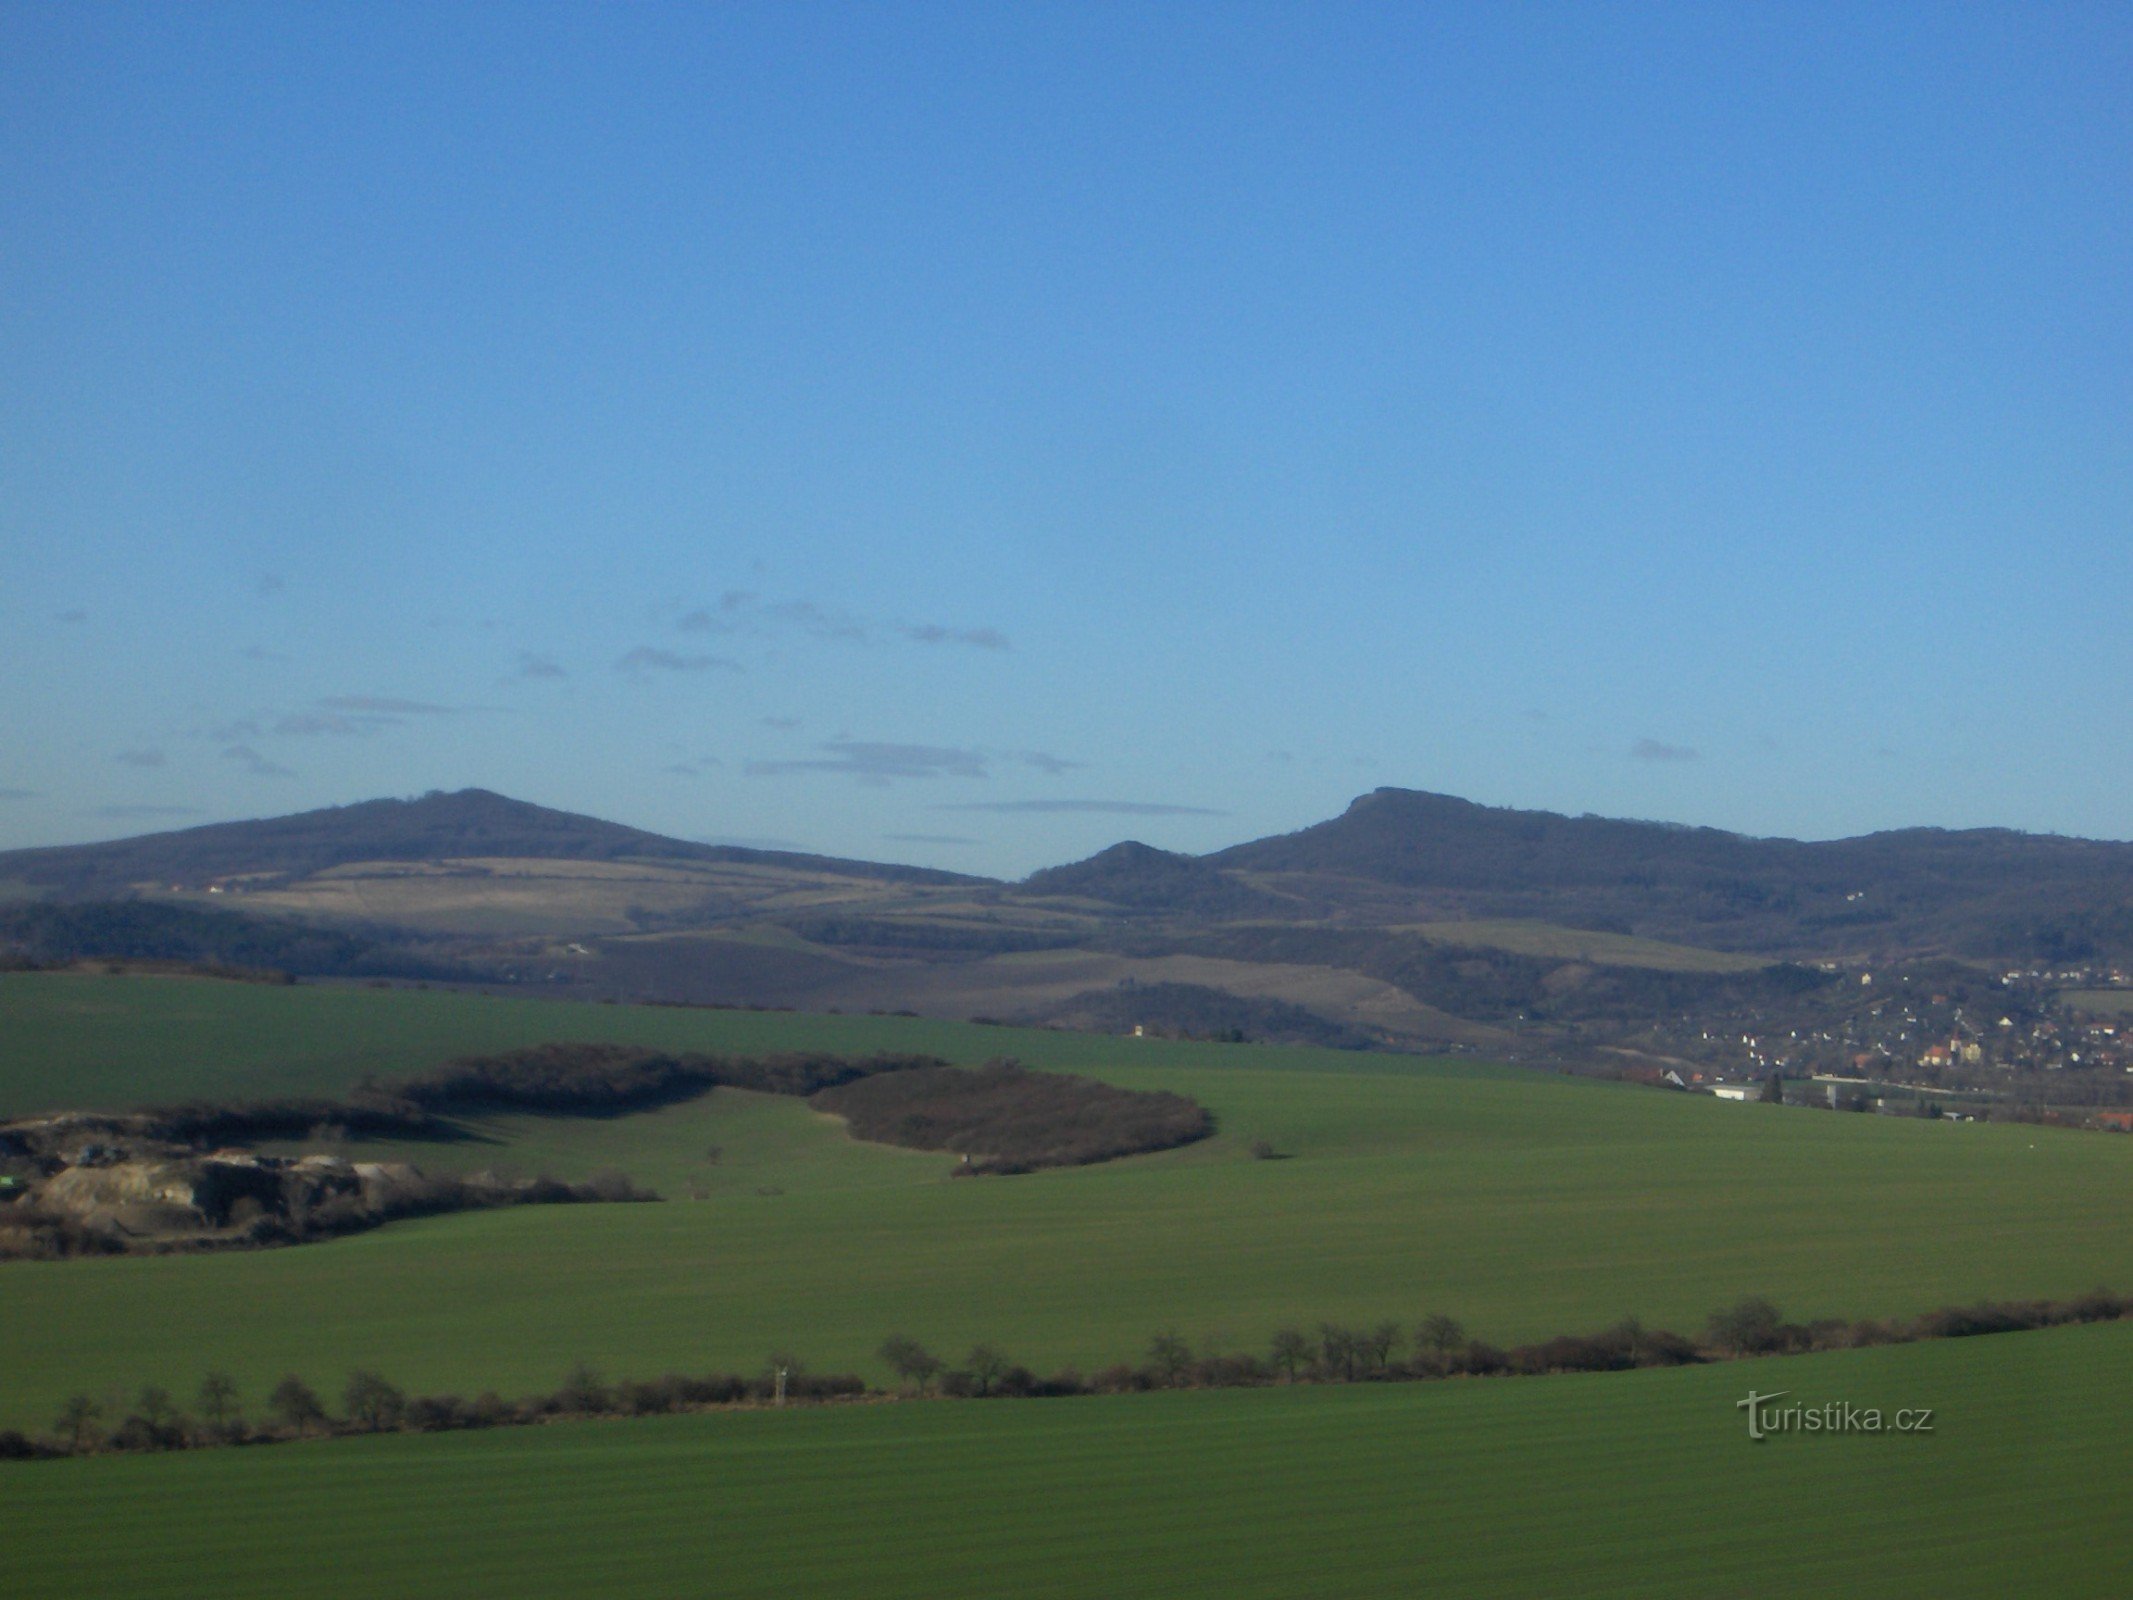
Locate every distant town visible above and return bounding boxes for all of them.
[1615,964,2133,1124]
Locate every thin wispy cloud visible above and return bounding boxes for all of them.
[222,745,295,777]
[885,832,980,845]
[934,799,1229,816]
[88,803,200,819]
[256,573,286,596]
[679,592,864,642]
[0,788,36,801]
[207,695,483,744]
[747,742,1077,786]
[899,623,1009,650]
[750,741,989,783]
[275,711,389,737]
[279,696,471,735]
[1011,749,1081,776]
[677,591,1009,653]
[56,609,86,624]
[617,646,743,675]
[320,696,460,716]
[515,652,567,680]
[240,645,288,663]
[116,748,167,768]
[1630,739,1700,763]
[696,833,803,851]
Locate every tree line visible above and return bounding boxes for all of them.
[8,1287,2121,1464]
[105,1043,1215,1175]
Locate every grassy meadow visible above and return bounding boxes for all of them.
[3,972,2132,1436]
[6,1319,2130,1599]
[1405,917,1772,971]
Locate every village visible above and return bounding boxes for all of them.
[1607,962,2133,1126]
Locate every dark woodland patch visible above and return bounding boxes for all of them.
[810,1060,1214,1174]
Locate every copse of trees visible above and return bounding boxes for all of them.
[25,1046,1212,1203]
[1036,981,1381,1052]
[809,1059,1215,1174]
[0,899,471,983]
[393,1043,953,1116]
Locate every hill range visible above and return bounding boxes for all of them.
[3,787,2129,1067]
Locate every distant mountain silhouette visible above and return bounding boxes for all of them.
[4,785,2128,963]
[1212,788,2133,959]
[0,789,985,897]
[1021,841,1278,917]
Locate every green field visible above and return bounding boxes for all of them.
[2065,989,2133,1018]
[6,1321,2129,1599]
[4,973,2132,1437]
[1407,918,1771,972]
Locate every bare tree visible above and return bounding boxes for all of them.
[197,1371,241,1439]
[555,1361,610,1414]
[267,1374,329,1437]
[54,1395,101,1454]
[133,1385,189,1446]
[1365,1320,1404,1373]
[1614,1316,1646,1365]
[1269,1328,1312,1383]
[879,1335,944,1394]
[1148,1330,1192,1387]
[1318,1323,1361,1381]
[1417,1314,1466,1356]
[343,1370,407,1432]
[965,1344,1009,1397]
[1706,1298,1787,1355]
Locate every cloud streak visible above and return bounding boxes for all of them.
[87,804,200,820]
[207,696,483,742]
[1630,738,1700,763]
[750,741,990,782]
[617,646,743,675]
[116,749,167,768]
[678,591,1009,653]
[934,799,1229,816]
[319,696,460,716]
[747,742,1079,786]
[898,623,1009,650]
[222,745,295,777]
[275,712,389,737]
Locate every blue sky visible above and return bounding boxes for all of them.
[3,2,2127,876]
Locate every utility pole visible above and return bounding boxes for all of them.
[774,1366,787,1407]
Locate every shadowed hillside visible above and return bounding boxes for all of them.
[1022,841,1280,917]
[0,789,989,898]
[1213,789,2133,960]
[4,788,2130,1090]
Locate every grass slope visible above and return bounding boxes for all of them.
[4,974,2133,1431]
[1406,917,1771,972]
[6,1322,2130,1599]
